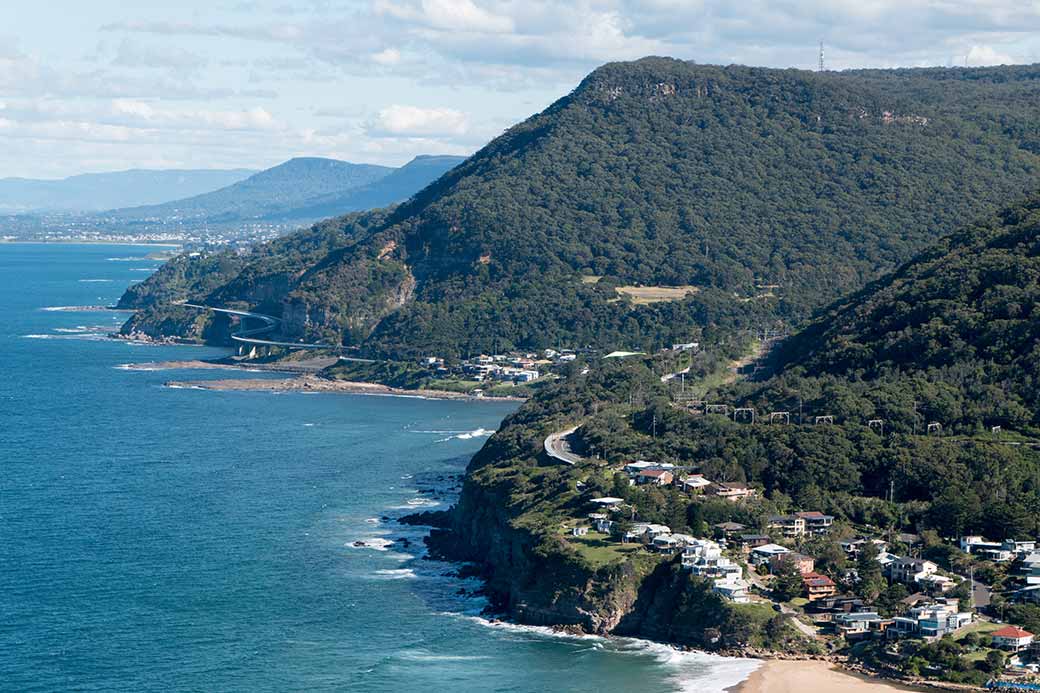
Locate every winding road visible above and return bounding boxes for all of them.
[544,425,583,465]
[182,303,374,361]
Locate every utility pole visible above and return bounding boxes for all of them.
[818,41,825,72]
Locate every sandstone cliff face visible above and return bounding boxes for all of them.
[436,461,750,650]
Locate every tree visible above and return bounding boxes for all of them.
[856,542,887,601]
[611,472,631,500]
[773,558,805,602]
[686,502,707,537]
[984,649,1006,673]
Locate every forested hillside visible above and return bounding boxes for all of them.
[737,192,1040,433]
[122,58,1040,356]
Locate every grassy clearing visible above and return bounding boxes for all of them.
[615,285,699,304]
[581,275,603,284]
[954,621,1001,640]
[567,531,646,567]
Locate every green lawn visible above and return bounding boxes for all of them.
[567,531,647,567]
[955,621,1001,641]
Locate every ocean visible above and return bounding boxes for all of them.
[0,243,759,692]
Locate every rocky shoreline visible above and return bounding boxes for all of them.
[163,374,527,402]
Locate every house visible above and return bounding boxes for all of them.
[652,534,698,554]
[671,342,700,352]
[623,523,672,543]
[636,469,674,486]
[1017,585,1040,604]
[1004,539,1037,556]
[623,460,657,476]
[795,511,835,534]
[750,543,791,566]
[682,539,742,579]
[1019,552,1040,586]
[572,526,589,537]
[713,482,756,501]
[886,558,939,585]
[803,572,838,601]
[712,576,751,603]
[810,596,868,615]
[896,533,922,548]
[767,514,807,538]
[917,574,955,593]
[960,535,1013,562]
[992,626,1035,652]
[739,534,772,550]
[713,522,747,538]
[891,599,972,638]
[876,551,901,570]
[589,497,625,508]
[679,474,712,493]
[771,552,815,576]
[840,538,889,558]
[833,611,889,639]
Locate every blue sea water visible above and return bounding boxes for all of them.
[0,243,758,692]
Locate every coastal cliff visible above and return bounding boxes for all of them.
[424,364,807,653]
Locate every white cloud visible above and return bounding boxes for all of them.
[375,0,515,34]
[371,47,402,65]
[966,44,1016,66]
[369,104,469,138]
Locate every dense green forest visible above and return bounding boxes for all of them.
[739,192,1040,433]
[122,58,1040,357]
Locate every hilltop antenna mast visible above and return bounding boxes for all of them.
[818,42,825,72]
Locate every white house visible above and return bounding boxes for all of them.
[891,600,972,638]
[992,625,1035,651]
[679,474,712,493]
[960,535,1013,562]
[589,497,625,508]
[750,543,791,566]
[917,574,955,593]
[572,526,589,537]
[886,558,939,585]
[712,576,751,603]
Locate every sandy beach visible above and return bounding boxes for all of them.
[163,375,527,401]
[736,661,929,693]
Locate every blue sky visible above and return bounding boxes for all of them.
[2,0,1040,178]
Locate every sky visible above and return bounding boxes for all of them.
[2,1,1040,179]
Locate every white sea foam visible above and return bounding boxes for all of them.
[364,517,380,525]
[372,568,417,580]
[302,423,316,427]
[348,537,395,551]
[397,650,491,662]
[79,279,113,283]
[621,639,761,693]
[457,615,760,692]
[386,497,442,511]
[106,256,148,261]
[435,427,493,442]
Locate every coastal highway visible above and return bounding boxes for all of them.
[544,425,583,465]
[181,303,375,361]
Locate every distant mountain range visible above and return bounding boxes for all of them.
[107,155,466,225]
[0,168,256,213]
